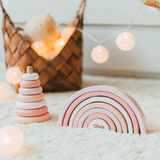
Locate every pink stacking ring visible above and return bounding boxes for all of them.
[13,112,50,124]
[17,93,44,103]
[83,113,116,132]
[19,86,43,95]
[16,99,46,109]
[15,106,48,117]
[20,80,40,88]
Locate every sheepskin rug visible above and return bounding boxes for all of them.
[0,74,160,160]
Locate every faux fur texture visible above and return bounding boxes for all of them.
[0,74,160,160]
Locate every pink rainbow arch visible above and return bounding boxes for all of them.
[57,85,148,135]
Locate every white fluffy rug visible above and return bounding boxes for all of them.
[1,74,160,160]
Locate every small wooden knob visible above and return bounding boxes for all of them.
[27,66,33,74]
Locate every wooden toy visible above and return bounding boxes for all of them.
[13,66,50,123]
[58,85,148,135]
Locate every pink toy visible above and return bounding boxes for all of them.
[73,103,127,133]
[14,66,50,124]
[13,112,50,124]
[83,113,116,131]
[57,85,148,135]
[15,106,48,117]
[19,86,42,95]
[20,80,40,88]
[17,93,44,103]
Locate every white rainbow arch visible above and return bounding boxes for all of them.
[58,85,148,135]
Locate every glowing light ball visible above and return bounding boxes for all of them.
[44,51,58,61]
[116,32,135,51]
[60,27,75,38]
[31,41,47,56]
[0,125,24,154]
[54,38,67,53]
[91,45,109,64]
[0,82,10,100]
[6,67,22,84]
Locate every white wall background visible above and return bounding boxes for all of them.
[1,0,160,77]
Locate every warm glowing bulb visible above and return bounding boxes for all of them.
[6,67,23,84]
[116,32,135,51]
[54,38,67,53]
[0,125,24,154]
[60,41,64,45]
[43,51,58,61]
[0,82,10,100]
[31,41,47,56]
[60,27,75,38]
[91,45,109,64]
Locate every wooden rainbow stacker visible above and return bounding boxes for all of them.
[58,85,148,135]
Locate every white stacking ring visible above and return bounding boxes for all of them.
[22,73,39,80]
[19,86,43,95]
[16,99,46,109]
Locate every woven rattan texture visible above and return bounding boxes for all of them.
[1,1,85,93]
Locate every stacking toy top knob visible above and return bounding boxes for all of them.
[27,66,33,74]
[22,66,39,80]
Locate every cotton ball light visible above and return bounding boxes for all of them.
[31,41,47,56]
[0,82,10,100]
[116,32,135,51]
[6,67,22,84]
[60,27,75,38]
[54,38,67,53]
[91,45,109,64]
[0,125,24,154]
[44,51,58,61]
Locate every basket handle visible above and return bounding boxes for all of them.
[0,0,6,13]
[68,0,86,27]
[76,0,87,19]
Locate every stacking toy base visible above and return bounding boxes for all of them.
[15,106,48,117]
[13,112,50,124]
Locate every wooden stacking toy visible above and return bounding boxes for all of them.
[13,66,50,123]
[58,85,148,135]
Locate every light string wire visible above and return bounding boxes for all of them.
[58,0,147,45]
[127,0,147,31]
[57,22,99,44]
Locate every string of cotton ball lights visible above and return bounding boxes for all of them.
[56,0,147,64]
[31,0,147,64]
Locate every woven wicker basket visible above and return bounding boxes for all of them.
[0,0,86,92]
